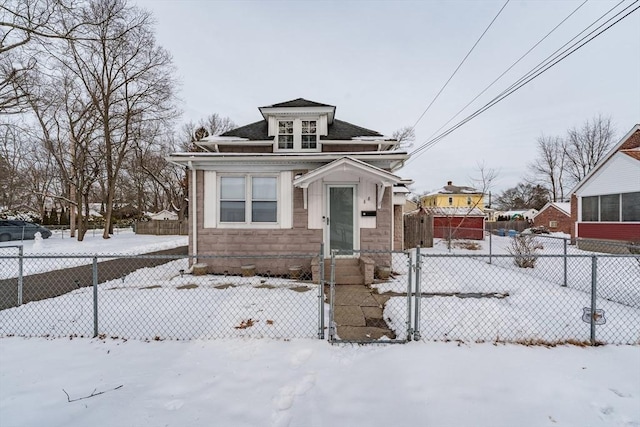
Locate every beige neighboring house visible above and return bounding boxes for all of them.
[168,98,412,277]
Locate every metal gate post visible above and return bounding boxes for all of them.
[318,243,325,339]
[562,238,568,287]
[590,256,597,345]
[17,246,24,305]
[329,250,336,342]
[406,251,413,341]
[413,246,422,341]
[93,256,98,337]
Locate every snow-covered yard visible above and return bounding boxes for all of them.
[1,337,638,427]
[1,234,639,426]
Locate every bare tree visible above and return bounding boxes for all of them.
[494,182,549,211]
[564,115,615,185]
[529,134,567,202]
[439,162,498,250]
[56,0,178,238]
[392,126,415,150]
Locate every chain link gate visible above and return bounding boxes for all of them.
[327,249,413,344]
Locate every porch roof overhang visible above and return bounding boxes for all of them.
[292,157,403,209]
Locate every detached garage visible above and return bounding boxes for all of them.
[424,207,486,240]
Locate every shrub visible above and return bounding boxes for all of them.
[507,235,543,268]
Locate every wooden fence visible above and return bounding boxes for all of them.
[134,220,188,235]
[404,212,434,249]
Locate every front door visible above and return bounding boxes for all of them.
[326,185,357,256]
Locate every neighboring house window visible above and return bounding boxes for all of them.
[278,121,294,149]
[582,192,640,222]
[220,175,278,223]
[600,194,619,222]
[467,197,472,206]
[448,197,453,206]
[622,191,640,221]
[582,196,599,221]
[549,220,558,228]
[301,120,317,149]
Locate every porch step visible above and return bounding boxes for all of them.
[323,259,364,285]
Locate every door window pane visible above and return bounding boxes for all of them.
[330,187,354,253]
[600,194,619,222]
[622,192,640,221]
[582,196,598,221]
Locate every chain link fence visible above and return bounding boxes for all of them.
[1,243,637,344]
[0,251,323,340]
[412,250,639,345]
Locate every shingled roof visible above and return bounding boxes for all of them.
[262,98,334,108]
[220,119,384,141]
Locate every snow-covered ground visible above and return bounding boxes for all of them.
[1,337,638,427]
[1,234,639,426]
[0,229,187,279]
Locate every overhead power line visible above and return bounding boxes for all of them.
[416,0,592,151]
[409,0,510,131]
[407,0,639,163]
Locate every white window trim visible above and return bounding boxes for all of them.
[274,118,322,153]
[205,171,292,229]
[218,173,280,229]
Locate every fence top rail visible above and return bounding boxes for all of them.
[0,245,23,249]
[331,249,409,255]
[420,253,639,259]
[0,253,321,260]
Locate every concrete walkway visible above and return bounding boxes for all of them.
[331,284,396,341]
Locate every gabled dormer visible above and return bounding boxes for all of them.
[259,99,335,152]
[196,98,398,153]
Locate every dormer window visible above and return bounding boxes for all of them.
[275,118,320,151]
[278,121,294,149]
[301,120,317,149]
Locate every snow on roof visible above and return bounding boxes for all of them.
[551,202,571,215]
[422,207,486,216]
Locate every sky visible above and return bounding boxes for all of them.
[134,0,640,195]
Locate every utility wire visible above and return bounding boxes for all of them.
[407,1,639,162]
[409,0,510,131]
[415,0,592,152]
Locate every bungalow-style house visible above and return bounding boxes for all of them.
[421,181,484,210]
[533,202,571,235]
[167,99,411,282]
[570,123,640,252]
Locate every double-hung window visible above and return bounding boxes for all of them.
[278,121,294,149]
[220,175,278,224]
[301,120,317,149]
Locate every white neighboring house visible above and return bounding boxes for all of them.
[148,210,179,221]
[570,124,640,248]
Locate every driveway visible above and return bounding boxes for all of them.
[0,246,188,310]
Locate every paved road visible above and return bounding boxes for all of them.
[0,246,188,310]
